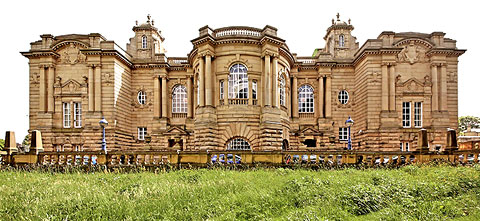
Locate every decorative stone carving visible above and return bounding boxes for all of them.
[30,73,40,84]
[54,76,62,87]
[103,73,113,85]
[448,72,457,83]
[397,77,426,94]
[59,43,86,65]
[397,41,428,64]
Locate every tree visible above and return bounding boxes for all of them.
[0,139,4,150]
[23,133,30,147]
[459,116,480,133]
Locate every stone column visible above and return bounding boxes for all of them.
[205,54,212,106]
[389,65,396,111]
[292,76,298,118]
[264,54,271,106]
[88,66,94,112]
[47,65,55,113]
[325,76,332,118]
[440,64,448,111]
[154,76,160,118]
[39,65,46,112]
[94,65,102,112]
[318,76,324,118]
[187,76,193,118]
[199,57,205,107]
[272,57,278,107]
[431,64,439,111]
[381,64,389,111]
[161,76,168,118]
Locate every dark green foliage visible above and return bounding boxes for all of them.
[1,165,480,220]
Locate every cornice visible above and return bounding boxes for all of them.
[20,50,60,59]
[51,40,90,51]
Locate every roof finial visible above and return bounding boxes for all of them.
[332,19,334,25]
[336,12,340,21]
[147,14,151,23]
[135,20,138,25]
[348,18,351,24]
[152,20,154,26]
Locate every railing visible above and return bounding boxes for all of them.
[299,113,315,118]
[167,57,188,65]
[252,99,258,105]
[297,58,316,64]
[4,149,480,167]
[229,98,248,105]
[172,113,187,118]
[214,27,262,38]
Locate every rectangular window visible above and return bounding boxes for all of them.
[402,102,411,128]
[339,127,348,141]
[138,127,147,140]
[252,81,257,100]
[63,102,71,128]
[401,142,410,152]
[414,102,422,128]
[220,81,224,100]
[74,102,82,128]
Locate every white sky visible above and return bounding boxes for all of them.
[0,0,478,140]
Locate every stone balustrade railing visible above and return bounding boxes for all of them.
[297,58,316,64]
[214,27,262,38]
[3,149,479,167]
[167,57,188,65]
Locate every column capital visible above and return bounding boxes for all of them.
[160,75,169,80]
[261,50,277,58]
[88,63,101,68]
[382,61,396,66]
[153,75,161,80]
[199,50,215,58]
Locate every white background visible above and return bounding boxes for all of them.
[0,0,478,140]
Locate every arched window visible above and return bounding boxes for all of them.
[298,85,314,113]
[197,79,200,105]
[137,91,146,105]
[228,64,248,99]
[339,35,345,47]
[227,138,251,150]
[172,85,187,113]
[141,35,147,49]
[279,74,286,106]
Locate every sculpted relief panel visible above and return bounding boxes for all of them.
[396,41,430,64]
[58,43,87,65]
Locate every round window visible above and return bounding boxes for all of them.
[338,90,349,104]
[137,91,146,105]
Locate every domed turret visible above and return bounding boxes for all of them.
[127,14,166,60]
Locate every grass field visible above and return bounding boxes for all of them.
[1,165,480,220]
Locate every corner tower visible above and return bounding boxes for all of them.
[127,14,166,60]
[323,13,359,58]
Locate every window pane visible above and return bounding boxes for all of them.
[63,102,71,128]
[228,64,248,99]
[298,85,314,113]
[172,85,187,113]
[402,102,411,128]
[227,138,251,150]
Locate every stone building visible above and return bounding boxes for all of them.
[21,14,465,152]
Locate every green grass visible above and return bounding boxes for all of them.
[1,165,480,220]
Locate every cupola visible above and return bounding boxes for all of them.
[127,14,166,60]
[323,13,359,58]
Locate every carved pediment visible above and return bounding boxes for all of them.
[55,79,86,95]
[396,77,426,94]
[56,42,87,65]
[300,127,320,135]
[164,126,189,135]
[396,40,430,64]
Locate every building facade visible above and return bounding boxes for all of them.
[21,15,465,152]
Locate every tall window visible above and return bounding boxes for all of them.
[227,138,251,150]
[299,85,314,113]
[279,74,286,106]
[339,127,348,141]
[138,127,147,140]
[339,35,345,47]
[252,80,257,100]
[414,102,422,128]
[141,36,147,49]
[402,102,411,128]
[219,81,224,100]
[197,79,200,105]
[138,91,146,105]
[63,102,71,128]
[172,85,187,113]
[74,102,82,128]
[228,64,248,99]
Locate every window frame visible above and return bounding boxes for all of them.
[339,34,345,47]
[219,80,224,100]
[141,35,147,49]
[138,127,147,140]
[298,84,314,113]
[252,80,257,100]
[63,102,71,128]
[226,138,251,151]
[339,127,348,141]
[338,90,349,105]
[279,74,286,106]
[414,102,422,128]
[74,102,82,128]
[228,64,249,99]
[172,85,187,113]
[137,91,146,105]
[402,101,411,128]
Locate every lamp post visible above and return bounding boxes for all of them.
[99,117,108,154]
[345,116,354,150]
